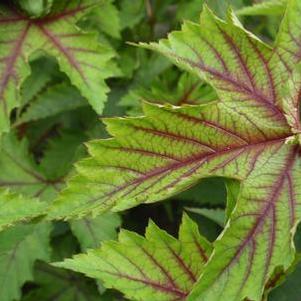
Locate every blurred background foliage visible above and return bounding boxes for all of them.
[1,0,299,300]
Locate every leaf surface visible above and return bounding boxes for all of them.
[0,133,61,201]
[0,189,47,231]
[16,83,87,125]
[50,3,301,301]
[55,215,212,301]
[0,223,51,301]
[70,213,121,250]
[236,0,287,16]
[0,0,115,134]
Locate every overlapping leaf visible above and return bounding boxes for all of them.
[0,223,51,301]
[49,2,301,300]
[237,0,287,16]
[0,189,47,231]
[22,262,102,301]
[55,214,212,301]
[0,133,62,201]
[0,0,115,134]
[70,213,121,250]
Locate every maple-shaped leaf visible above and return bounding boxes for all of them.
[0,0,115,134]
[0,188,47,231]
[49,3,301,301]
[55,214,212,301]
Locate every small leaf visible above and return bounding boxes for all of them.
[55,214,212,301]
[16,83,87,125]
[70,213,121,250]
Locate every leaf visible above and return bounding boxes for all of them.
[176,177,226,207]
[20,56,63,106]
[22,262,102,301]
[0,223,51,301]
[55,214,212,301]
[122,73,216,116]
[119,0,145,30]
[0,133,61,201]
[70,213,121,250]
[49,4,301,301]
[83,0,121,39]
[38,130,87,180]
[17,0,54,18]
[16,83,87,125]
[185,208,225,227]
[0,0,115,134]
[268,256,301,301]
[236,0,287,16]
[0,188,47,231]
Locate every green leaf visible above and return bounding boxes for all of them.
[0,0,115,135]
[17,0,54,18]
[272,0,301,90]
[0,189,47,231]
[20,56,63,106]
[70,213,121,250]
[236,0,287,16]
[84,0,121,39]
[0,133,61,201]
[16,83,87,125]
[38,131,87,180]
[185,208,225,227]
[50,4,301,301]
[0,223,51,301]
[22,262,102,301]
[268,256,301,301]
[55,214,212,301]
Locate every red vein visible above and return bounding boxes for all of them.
[37,25,88,85]
[247,37,277,105]
[219,146,298,279]
[0,22,30,114]
[166,245,197,282]
[92,136,290,207]
[102,270,188,298]
[133,125,216,153]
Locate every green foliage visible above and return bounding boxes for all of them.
[0,223,51,301]
[0,189,47,231]
[70,213,121,250]
[237,0,287,16]
[1,1,301,301]
[55,214,212,301]
[0,0,116,135]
